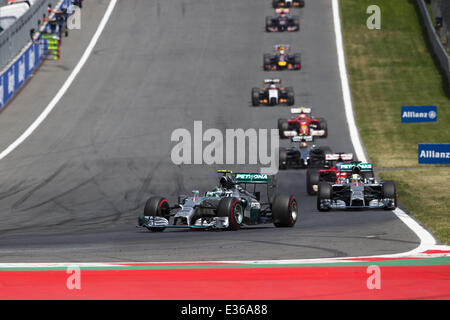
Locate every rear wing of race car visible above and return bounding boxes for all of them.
[339,163,373,172]
[231,172,278,205]
[275,8,290,14]
[264,78,281,85]
[274,44,291,51]
[325,153,354,161]
[291,107,311,114]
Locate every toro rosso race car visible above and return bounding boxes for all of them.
[264,44,301,71]
[252,79,294,106]
[316,163,397,211]
[278,107,328,139]
[279,136,332,170]
[138,171,298,231]
[306,153,355,195]
[273,0,305,8]
[266,9,299,32]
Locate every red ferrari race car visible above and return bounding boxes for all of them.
[277,107,328,139]
[305,153,375,195]
[273,0,305,8]
[263,44,301,71]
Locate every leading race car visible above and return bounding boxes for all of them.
[279,136,332,170]
[137,170,299,231]
[316,163,397,211]
[273,0,305,8]
[252,79,295,106]
[306,153,355,195]
[264,44,301,71]
[266,9,299,32]
[277,107,327,139]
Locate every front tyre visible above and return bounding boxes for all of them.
[382,181,397,210]
[272,195,298,227]
[143,197,171,232]
[217,197,244,230]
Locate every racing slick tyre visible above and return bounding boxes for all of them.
[143,197,171,232]
[316,118,328,137]
[217,197,244,231]
[294,54,301,69]
[263,54,272,70]
[306,169,320,195]
[251,88,260,106]
[278,119,289,139]
[292,16,300,31]
[279,148,288,170]
[272,195,298,227]
[265,16,272,32]
[382,181,397,210]
[299,0,305,8]
[317,182,332,212]
[272,0,279,8]
[287,87,295,106]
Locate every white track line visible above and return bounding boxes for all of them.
[331,0,438,257]
[0,0,118,161]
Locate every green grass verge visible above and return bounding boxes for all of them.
[340,0,450,244]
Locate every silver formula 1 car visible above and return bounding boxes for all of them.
[317,163,397,211]
[138,170,299,231]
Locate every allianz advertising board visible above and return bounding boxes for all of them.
[401,106,437,123]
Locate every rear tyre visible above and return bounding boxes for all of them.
[217,197,244,230]
[316,118,328,137]
[292,17,300,31]
[294,53,301,69]
[317,182,332,212]
[272,195,298,227]
[299,0,305,8]
[143,197,170,232]
[287,88,295,106]
[306,169,320,195]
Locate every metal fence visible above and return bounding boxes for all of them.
[417,0,450,90]
[0,0,60,71]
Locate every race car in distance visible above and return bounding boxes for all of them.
[277,107,327,139]
[266,9,299,32]
[279,136,332,170]
[306,153,355,195]
[316,163,397,211]
[252,79,294,106]
[273,0,305,8]
[264,44,301,71]
[138,170,298,231]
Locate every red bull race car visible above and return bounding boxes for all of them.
[264,44,301,71]
[266,9,299,32]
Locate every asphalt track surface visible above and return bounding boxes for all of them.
[0,0,420,262]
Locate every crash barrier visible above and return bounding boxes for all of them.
[0,0,66,110]
[0,0,61,71]
[416,0,450,90]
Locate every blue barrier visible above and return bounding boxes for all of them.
[401,105,438,123]
[418,143,450,164]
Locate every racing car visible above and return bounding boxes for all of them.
[316,163,397,211]
[266,9,299,32]
[137,170,298,231]
[277,107,328,139]
[252,79,295,106]
[273,0,305,8]
[279,136,332,170]
[264,44,301,71]
[305,153,355,195]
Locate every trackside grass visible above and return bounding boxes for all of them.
[340,0,450,244]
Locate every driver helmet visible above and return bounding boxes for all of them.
[300,141,308,148]
[351,174,360,183]
[280,49,285,55]
[270,84,277,89]
[299,113,307,118]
